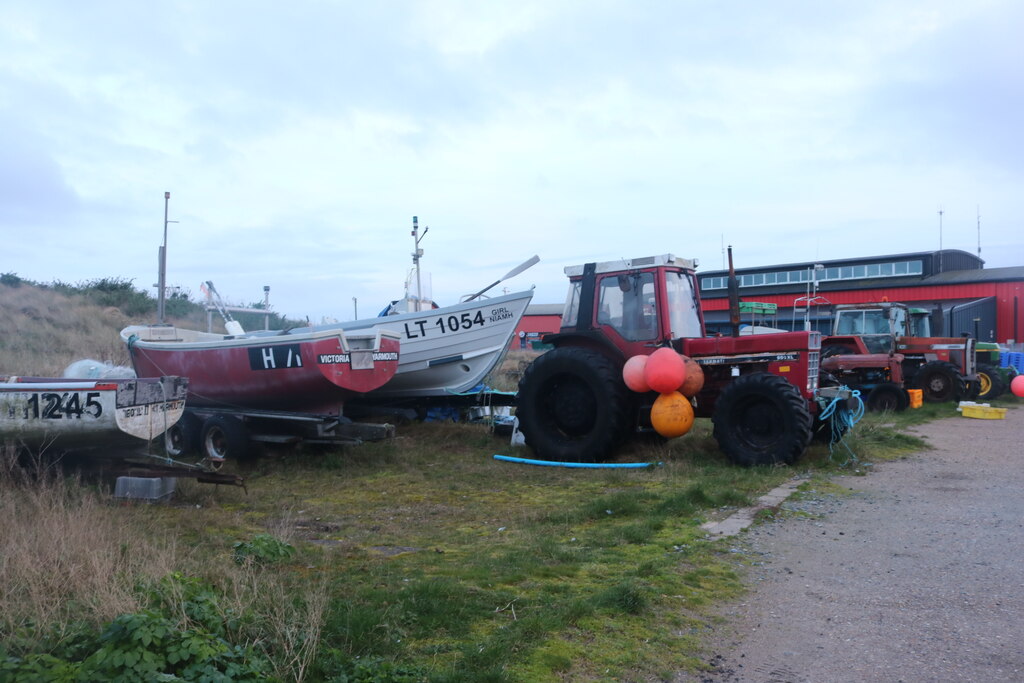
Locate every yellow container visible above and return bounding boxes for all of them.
[961,405,1007,420]
[907,389,923,409]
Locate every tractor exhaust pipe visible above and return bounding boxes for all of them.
[727,246,741,337]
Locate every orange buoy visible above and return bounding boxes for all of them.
[650,391,695,438]
[644,347,686,394]
[622,354,651,393]
[679,355,705,398]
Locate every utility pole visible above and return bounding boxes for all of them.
[157,192,170,322]
[937,207,944,274]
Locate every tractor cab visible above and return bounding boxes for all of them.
[832,303,906,354]
[557,254,704,357]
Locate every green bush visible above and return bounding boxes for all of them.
[232,534,296,566]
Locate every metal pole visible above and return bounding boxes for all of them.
[157,191,170,322]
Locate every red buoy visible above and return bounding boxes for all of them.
[622,354,651,393]
[644,347,686,394]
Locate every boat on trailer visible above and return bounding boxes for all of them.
[0,375,188,449]
[120,325,401,414]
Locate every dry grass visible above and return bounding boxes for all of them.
[0,283,214,376]
[0,447,177,642]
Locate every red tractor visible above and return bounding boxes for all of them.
[823,302,978,403]
[516,254,849,467]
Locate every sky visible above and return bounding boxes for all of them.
[2,1,1022,323]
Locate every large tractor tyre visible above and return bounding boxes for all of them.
[201,415,251,462]
[866,382,909,413]
[163,411,202,457]
[913,361,965,403]
[711,373,814,467]
[976,364,1007,401]
[821,344,856,359]
[516,347,630,462]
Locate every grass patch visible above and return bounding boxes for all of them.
[1,402,959,680]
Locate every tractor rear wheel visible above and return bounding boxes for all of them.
[712,373,813,467]
[976,364,1006,400]
[866,382,909,412]
[913,361,964,403]
[516,347,630,462]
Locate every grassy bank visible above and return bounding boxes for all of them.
[6,395,1014,681]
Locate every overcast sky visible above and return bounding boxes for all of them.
[2,1,1022,323]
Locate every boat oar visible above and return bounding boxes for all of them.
[464,255,540,301]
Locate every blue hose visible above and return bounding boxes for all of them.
[493,455,659,469]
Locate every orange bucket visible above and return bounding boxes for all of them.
[907,389,923,409]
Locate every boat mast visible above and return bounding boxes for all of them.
[411,215,428,309]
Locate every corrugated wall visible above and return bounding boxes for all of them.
[701,281,1024,343]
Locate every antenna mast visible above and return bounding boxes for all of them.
[411,216,429,309]
[977,205,981,259]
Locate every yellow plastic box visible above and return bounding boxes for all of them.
[907,389,923,409]
[961,405,1007,420]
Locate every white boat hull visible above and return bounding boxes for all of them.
[300,289,534,398]
[0,376,187,449]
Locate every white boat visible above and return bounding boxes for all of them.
[270,288,534,399]
[0,376,188,449]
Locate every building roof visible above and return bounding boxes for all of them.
[525,303,564,316]
[699,248,983,278]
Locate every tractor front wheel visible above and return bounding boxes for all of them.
[712,373,813,467]
[516,347,630,462]
[866,382,909,412]
[976,364,1006,401]
[914,361,964,403]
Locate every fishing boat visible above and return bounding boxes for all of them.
[0,375,188,449]
[286,287,534,399]
[120,325,401,413]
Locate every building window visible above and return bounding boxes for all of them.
[879,263,893,276]
[853,265,866,278]
[867,264,880,277]
[908,260,922,275]
[895,262,908,275]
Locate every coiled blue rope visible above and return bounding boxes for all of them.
[817,387,864,465]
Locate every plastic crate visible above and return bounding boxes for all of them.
[907,389,923,409]
[961,405,1007,420]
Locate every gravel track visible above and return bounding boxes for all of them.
[683,409,1024,683]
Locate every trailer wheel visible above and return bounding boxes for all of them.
[712,373,813,467]
[516,347,629,462]
[914,361,964,403]
[866,382,909,412]
[163,412,201,457]
[201,415,250,462]
[976,364,1006,401]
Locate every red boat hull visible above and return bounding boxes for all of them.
[124,327,400,413]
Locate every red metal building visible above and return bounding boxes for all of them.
[696,249,1024,344]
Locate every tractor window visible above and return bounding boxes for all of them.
[561,281,581,327]
[863,310,889,335]
[836,311,864,334]
[597,272,657,341]
[665,271,702,338]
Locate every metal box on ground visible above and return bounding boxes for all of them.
[114,476,177,502]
